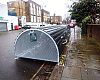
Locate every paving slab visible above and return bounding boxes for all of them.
[62,67,81,80]
[87,68,100,80]
[61,36,100,80]
[61,77,78,80]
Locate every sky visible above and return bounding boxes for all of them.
[0,0,74,19]
[33,0,73,17]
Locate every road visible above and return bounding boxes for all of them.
[0,29,44,80]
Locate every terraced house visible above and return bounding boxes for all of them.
[7,0,41,22]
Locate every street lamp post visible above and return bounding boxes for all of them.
[41,0,46,27]
[42,5,43,26]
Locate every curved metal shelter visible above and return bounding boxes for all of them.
[14,25,70,62]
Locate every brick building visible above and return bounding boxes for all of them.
[7,0,41,22]
[41,9,50,23]
[7,0,26,16]
[28,0,41,22]
[50,15,62,24]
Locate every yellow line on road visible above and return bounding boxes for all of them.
[30,63,45,80]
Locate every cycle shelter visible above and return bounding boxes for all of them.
[14,26,70,62]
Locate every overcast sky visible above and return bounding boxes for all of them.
[0,0,74,19]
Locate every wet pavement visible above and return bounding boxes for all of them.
[61,26,100,80]
[0,29,44,80]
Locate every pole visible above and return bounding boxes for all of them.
[42,5,43,27]
[74,27,75,40]
[18,1,20,16]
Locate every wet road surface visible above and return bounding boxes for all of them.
[0,30,44,80]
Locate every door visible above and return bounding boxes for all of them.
[11,23,13,30]
[0,22,7,31]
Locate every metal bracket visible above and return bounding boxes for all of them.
[30,30,37,42]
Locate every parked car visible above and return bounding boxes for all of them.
[14,25,21,30]
[22,25,31,29]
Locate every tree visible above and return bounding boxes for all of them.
[69,0,100,34]
[70,0,100,23]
